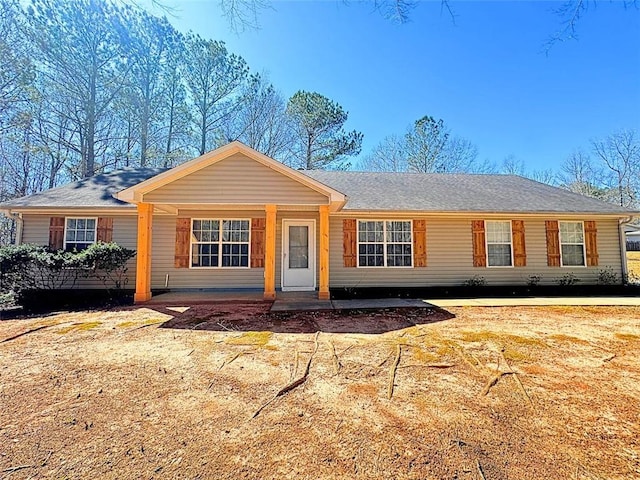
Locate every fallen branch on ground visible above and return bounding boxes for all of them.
[500,351,534,406]
[476,459,487,480]
[602,353,616,362]
[458,348,482,375]
[218,351,253,370]
[387,344,402,399]
[329,341,341,375]
[481,371,510,396]
[127,321,164,332]
[377,354,391,368]
[399,363,455,369]
[252,331,320,419]
[2,465,33,473]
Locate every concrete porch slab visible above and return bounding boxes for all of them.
[331,298,433,310]
[270,294,434,313]
[146,291,265,305]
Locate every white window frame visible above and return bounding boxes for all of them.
[63,217,97,251]
[485,220,514,268]
[356,220,414,268]
[559,220,587,268]
[189,218,251,269]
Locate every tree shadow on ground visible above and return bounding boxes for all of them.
[151,302,455,335]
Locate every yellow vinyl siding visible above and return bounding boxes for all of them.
[144,153,329,205]
[329,216,623,287]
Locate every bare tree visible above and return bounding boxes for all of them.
[439,136,479,173]
[501,154,526,176]
[559,149,602,195]
[359,134,408,172]
[529,168,557,185]
[224,73,293,161]
[592,129,640,208]
[545,0,639,52]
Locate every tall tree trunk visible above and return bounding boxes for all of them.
[200,111,207,155]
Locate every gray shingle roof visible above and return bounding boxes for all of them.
[304,171,636,214]
[1,168,166,208]
[1,167,635,215]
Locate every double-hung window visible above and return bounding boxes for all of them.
[559,221,585,266]
[358,220,412,267]
[486,220,512,267]
[64,218,96,251]
[191,219,250,268]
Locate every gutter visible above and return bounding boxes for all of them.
[619,216,634,282]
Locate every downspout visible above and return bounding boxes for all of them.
[618,216,634,282]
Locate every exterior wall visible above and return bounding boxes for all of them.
[329,216,624,287]
[21,213,138,289]
[18,212,625,291]
[144,154,329,205]
[152,210,264,290]
[151,210,321,290]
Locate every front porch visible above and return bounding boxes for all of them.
[144,290,432,312]
[133,203,332,304]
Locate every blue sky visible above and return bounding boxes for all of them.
[146,1,640,171]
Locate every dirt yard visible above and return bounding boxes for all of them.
[1,303,639,479]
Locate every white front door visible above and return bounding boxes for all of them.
[282,219,316,291]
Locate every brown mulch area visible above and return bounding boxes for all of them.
[1,304,639,479]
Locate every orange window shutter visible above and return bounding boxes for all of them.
[174,218,191,268]
[413,219,427,267]
[250,218,266,268]
[343,219,357,267]
[511,220,526,267]
[545,220,561,267]
[49,217,65,250]
[584,220,599,267]
[96,217,114,243]
[472,220,486,267]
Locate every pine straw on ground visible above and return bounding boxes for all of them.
[1,304,639,479]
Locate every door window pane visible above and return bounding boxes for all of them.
[289,226,309,268]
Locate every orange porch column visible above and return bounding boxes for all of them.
[134,202,153,303]
[318,205,330,300]
[263,204,277,300]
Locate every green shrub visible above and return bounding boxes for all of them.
[77,242,136,290]
[0,243,136,302]
[526,274,543,287]
[463,275,487,287]
[557,273,580,286]
[597,266,619,285]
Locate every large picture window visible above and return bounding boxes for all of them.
[357,220,412,267]
[559,221,585,267]
[64,218,96,251]
[486,220,512,267]
[191,219,250,268]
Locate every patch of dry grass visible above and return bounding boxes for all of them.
[56,321,101,334]
[225,331,273,346]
